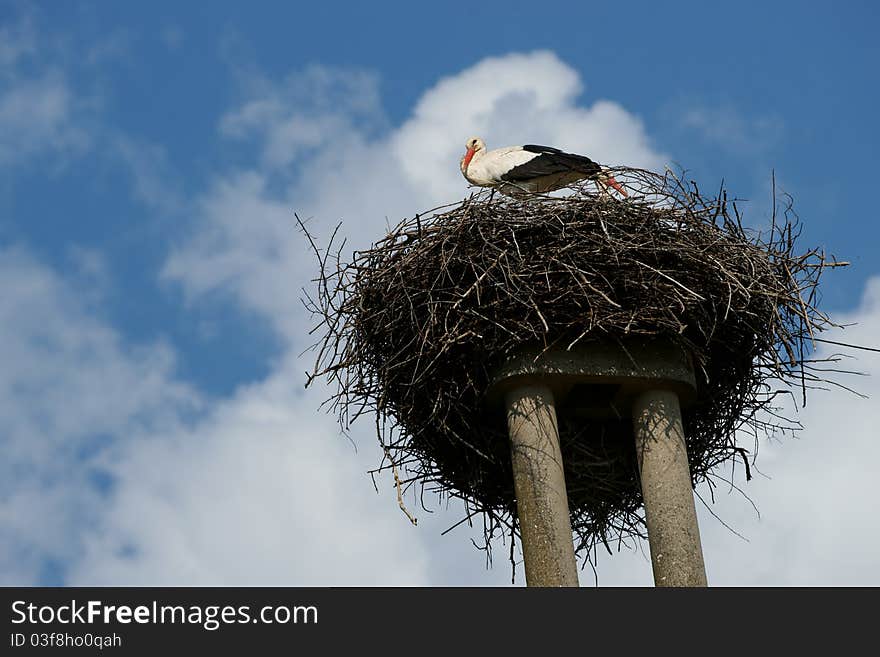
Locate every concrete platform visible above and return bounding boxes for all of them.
[487,338,707,587]
[487,339,697,415]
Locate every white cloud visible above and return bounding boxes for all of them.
[70,368,432,586]
[0,247,198,585]
[0,14,185,201]
[219,66,384,170]
[0,247,439,587]
[699,278,880,585]
[162,172,302,339]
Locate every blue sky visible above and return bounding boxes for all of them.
[2,0,879,586]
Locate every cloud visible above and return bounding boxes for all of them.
[162,172,302,339]
[0,14,157,183]
[0,246,436,587]
[0,16,91,166]
[0,16,36,70]
[700,277,880,585]
[679,105,784,155]
[69,368,432,586]
[0,10,195,209]
[0,247,199,585]
[111,135,183,214]
[219,66,384,170]
[0,71,89,165]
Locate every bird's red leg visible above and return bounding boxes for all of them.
[604,174,628,197]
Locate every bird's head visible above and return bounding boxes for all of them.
[460,136,485,174]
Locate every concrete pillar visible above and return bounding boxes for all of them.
[632,389,707,587]
[505,383,579,587]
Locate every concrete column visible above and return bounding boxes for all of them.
[632,389,707,587]
[505,383,579,587]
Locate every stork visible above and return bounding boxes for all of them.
[459,137,628,197]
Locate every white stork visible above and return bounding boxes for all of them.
[459,136,628,197]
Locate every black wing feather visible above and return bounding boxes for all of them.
[522,144,565,155]
[501,147,601,182]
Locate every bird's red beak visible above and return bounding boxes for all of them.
[604,175,628,197]
[462,147,476,170]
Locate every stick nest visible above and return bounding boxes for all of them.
[303,168,847,559]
